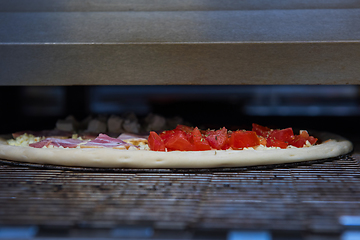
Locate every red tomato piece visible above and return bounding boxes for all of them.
[288,135,307,148]
[307,136,318,145]
[159,129,182,142]
[175,124,194,133]
[299,130,310,138]
[269,128,295,142]
[253,123,295,143]
[190,127,212,151]
[221,142,231,150]
[289,130,318,148]
[205,127,229,150]
[164,130,193,151]
[259,136,267,146]
[229,131,260,150]
[266,137,288,149]
[148,131,165,151]
[252,123,271,138]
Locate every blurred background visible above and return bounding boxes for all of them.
[1,85,359,135]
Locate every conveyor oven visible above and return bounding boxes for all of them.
[0,1,360,240]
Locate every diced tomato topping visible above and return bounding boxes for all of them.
[159,129,183,142]
[269,128,295,142]
[266,137,288,149]
[299,130,310,139]
[288,135,307,148]
[149,123,317,151]
[229,131,260,150]
[190,127,212,151]
[221,141,231,150]
[288,130,318,147]
[252,123,271,138]
[205,127,229,150]
[148,131,165,151]
[164,130,193,151]
[308,136,318,145]
[253,124,317,148]
[258,136,267,146]
[175,124,194,133]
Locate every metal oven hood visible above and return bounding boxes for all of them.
[0,0,360,86]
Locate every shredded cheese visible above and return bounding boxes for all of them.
[7,134,43,147]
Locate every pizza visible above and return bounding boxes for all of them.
[0,122,353,169]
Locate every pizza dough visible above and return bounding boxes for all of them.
[0,131,353,169]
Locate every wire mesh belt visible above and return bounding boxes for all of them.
[0,155,360,238]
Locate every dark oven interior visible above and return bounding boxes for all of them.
[1,85,360,138]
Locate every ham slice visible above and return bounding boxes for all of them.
[118,133,148,141]
[29,138,84,148]
[117,133,148,147]
[80,134,133,149]
[79,132,119,140]
[26,133,139,150]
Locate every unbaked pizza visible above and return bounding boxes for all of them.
[0,118,353,169]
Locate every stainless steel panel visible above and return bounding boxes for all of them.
[1,0,359,12]
[1,10,360,43]
[1,43,359,85]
